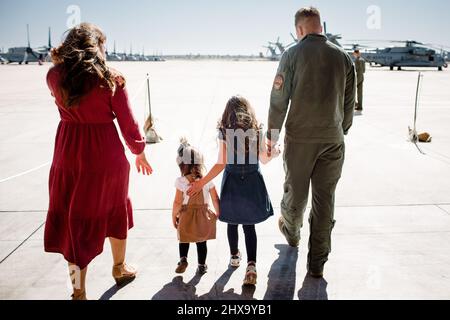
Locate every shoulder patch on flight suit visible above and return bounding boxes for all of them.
[273,74,284,91]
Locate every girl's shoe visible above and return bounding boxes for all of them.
[230,252,242,268]
[197,264,208,275]
[112,263,137,287]
[175,258,188,274]
[71,290,87,300]
[243,264,257,286]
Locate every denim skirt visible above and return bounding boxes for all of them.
[219,164,274,225]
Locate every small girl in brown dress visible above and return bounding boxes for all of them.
[172,138,220,275]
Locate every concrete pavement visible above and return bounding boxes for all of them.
[1,62,450,300]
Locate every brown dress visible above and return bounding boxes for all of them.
[177,175,217,243]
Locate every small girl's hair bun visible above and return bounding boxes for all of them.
[177,137,190,159]
[180,137,189,147]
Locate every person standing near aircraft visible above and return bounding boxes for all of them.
[353,49,366,113]
[266,7,356,278]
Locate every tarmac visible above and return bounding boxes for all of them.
[0,61,450,300]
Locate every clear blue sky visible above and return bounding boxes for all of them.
[1,0,449,55]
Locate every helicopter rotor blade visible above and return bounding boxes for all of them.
[290,33,298,42]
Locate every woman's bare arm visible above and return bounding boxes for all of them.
[187,141,227,196]
[209,187,220,217]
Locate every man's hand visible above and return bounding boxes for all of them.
[270,145,281,158]
[265,138,277,157]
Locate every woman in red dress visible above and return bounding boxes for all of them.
[44,23,153,300]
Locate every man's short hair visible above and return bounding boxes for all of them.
[295,7,321,26]
[354,49,360,54]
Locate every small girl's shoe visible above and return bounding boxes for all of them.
[230,252,242,268]
[243,264,257,286]
[175,258,188,274]
[197,264,208,275]
[112,263,137,287]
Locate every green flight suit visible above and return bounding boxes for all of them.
[267,34,356,274]
[355,56,366,111]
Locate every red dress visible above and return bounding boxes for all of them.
[44,65,146,269]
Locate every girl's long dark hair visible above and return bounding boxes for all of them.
[218,96,262,155]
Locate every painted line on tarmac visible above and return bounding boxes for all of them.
[436,205,450,216]
[0,162,51,184]
[0,221,45,264]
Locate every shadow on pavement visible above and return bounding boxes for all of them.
[99,278,136,301]
[298,275,328,300]
[152,267,257,300]
[263,244,299,300]
[152,274,204,300]
[151,245,326,301]
[199,267,256,300]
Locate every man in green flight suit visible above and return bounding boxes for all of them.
[266,7,356,278]
[353,49,366,112]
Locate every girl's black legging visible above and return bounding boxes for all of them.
[179,242,207,265]
[227,224,257,263]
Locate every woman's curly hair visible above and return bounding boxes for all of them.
[50,23,119,108]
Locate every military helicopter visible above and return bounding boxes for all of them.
[106,41,123,61]
[347,40,448,71]
[269,37,295,55]
[0,25,52,64]
[262,43,281,61]
[124,44,139,61]
[261,22,345,61]
[323,22,343,47]
[286,22,343,48]
[262,36,297,61]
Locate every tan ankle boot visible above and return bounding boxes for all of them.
[112,263,137,287]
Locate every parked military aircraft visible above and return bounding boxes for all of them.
[262,44,279,61]
[323,22,343,47]
[347,40,448,71]
[0,25,52,64]
[262,22,343,61]
[106,41,123,61]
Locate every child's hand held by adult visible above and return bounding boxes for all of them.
[187,180,204,197]
[270,145,281,158]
